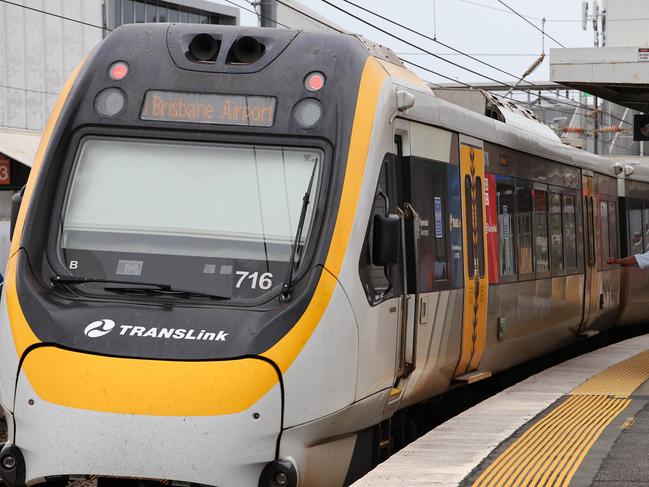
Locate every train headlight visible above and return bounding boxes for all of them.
[305,71,325,92]
[293,98,323,129]
[95,88,126,118]
[109,61,129,81]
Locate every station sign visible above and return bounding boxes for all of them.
[141,91,276,127]
[639,48,649,62]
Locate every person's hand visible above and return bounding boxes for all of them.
[607,257,617,265]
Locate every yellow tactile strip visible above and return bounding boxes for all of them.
[472,395,630,486]
[572,349,649,398]
[472,348,649,487]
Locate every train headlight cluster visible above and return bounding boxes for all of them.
[293,98,323,129]
[95,88,126,118]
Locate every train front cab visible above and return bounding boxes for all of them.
[0,24,404,487]
[0,22,497,487]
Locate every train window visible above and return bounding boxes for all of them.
[600,200,610,265]
[629,200,644,255]
[533,188,550,274]
[609,201,618,259]
[496,176,516,277]
[549,192,564,273]
[563,193,578,269]
[586,196,595,267]
[407,158,450,291]
[359,156,399,304]
[516,181,533,277]
[60,138,324,301]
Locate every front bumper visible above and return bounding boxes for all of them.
[8,354,282,486]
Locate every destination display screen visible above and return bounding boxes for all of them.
[140,91,276,127]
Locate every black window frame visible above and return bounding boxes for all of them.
[532,182,551,279]
[549,188,566,277]
[516,178,535,281]
[495,174,517,283]
[358,154,401,306]
[562,190,580,273]
[401,156,453,293]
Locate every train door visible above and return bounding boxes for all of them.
[392,125,418,383]
[580,172,598,333]
[454,137,490,381]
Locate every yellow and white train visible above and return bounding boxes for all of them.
[0,23,648,487]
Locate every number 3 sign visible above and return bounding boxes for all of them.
[0,156,10,185]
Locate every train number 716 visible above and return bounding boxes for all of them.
[235,271,273,290]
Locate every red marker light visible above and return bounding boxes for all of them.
[305,72,325,92]
[109,62,129,81]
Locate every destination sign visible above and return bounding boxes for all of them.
[140,91,276,127]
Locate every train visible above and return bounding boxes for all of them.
[0,22,648,487]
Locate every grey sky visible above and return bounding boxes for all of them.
[234,0,597,84]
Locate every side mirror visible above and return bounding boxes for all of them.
[10,187,25,242]
[372,213,401,266]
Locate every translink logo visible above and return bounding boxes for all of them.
[84,319,228,342]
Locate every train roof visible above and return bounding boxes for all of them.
[379,63,649,184]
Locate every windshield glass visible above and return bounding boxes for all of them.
[59,137,322,300]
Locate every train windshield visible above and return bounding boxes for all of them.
[58,137,322,300]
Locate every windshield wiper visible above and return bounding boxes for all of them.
[51,276,169,289]
[103,286,229,301]
[280,162,318,303]
[51,276,229,301]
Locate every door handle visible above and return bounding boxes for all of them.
[402,203,420,378]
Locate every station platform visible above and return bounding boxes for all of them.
[353,334,649,487]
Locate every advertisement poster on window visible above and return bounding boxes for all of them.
[434,196,443,238]
[485,173,499,283]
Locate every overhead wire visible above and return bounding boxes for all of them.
[396,52,544,57]
[495,0,566,47]
[272,0,629,136]
[0,84,60,97]
[274,0,345,33]
[272,0,458,86]
[321,0,514,88]
[456,0,579,23]
[311,0,633,151]
[322,0,632,126]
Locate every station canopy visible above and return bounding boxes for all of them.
[550,47,649,113]
[0,128,42,167]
